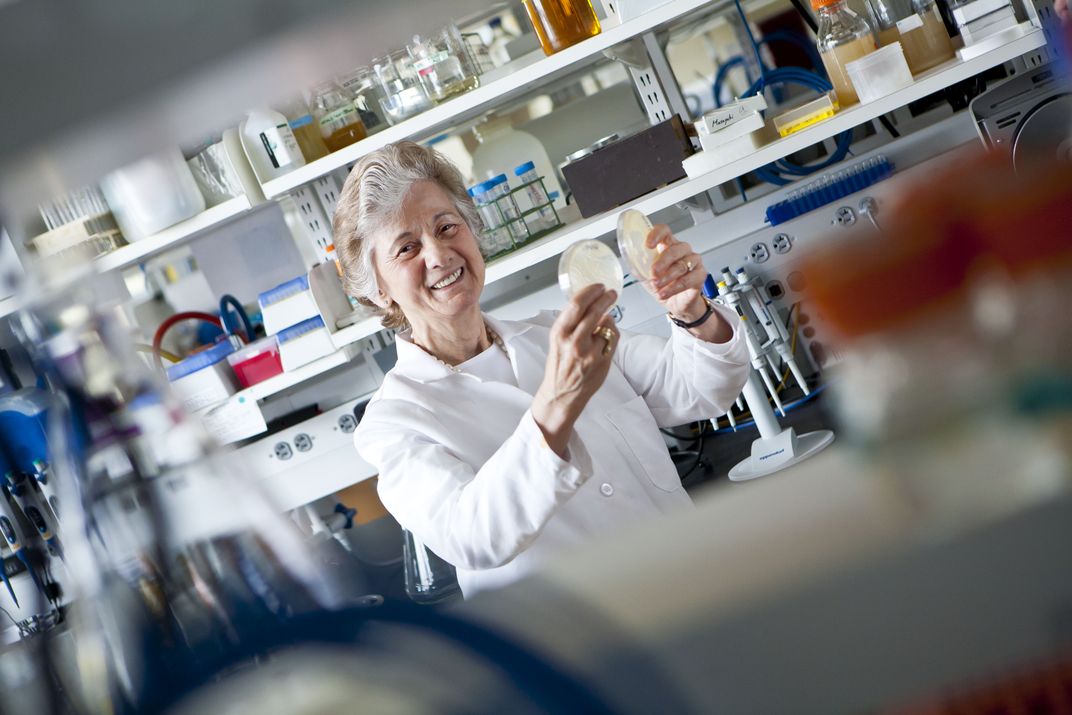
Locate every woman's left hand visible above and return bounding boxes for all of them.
[645,224,709,324]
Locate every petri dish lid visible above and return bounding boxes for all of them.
[558,240,624,299]
[616,209,657,281]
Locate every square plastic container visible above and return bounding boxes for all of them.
[846,43,914,104]
[226,336,283,388]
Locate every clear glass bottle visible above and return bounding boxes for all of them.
[311,82,368,152]
[278,97,330,162]
[407,24,480,104]
[522,0,602,56]
[813,0,878,107]
[868,0,954,74]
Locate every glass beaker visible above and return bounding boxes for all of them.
[372,51,434,125]
[311,82,368,152]
[813,0,878,107]
[338,68,388,135]
[522,0,602,56]
[408,24,481,103]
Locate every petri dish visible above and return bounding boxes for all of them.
[616,209,657,281]
[557,240,624,299]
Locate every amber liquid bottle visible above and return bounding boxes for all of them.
[312,83,368,153]
[522,0,601,56]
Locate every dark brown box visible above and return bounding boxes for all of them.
[561,115,695,218]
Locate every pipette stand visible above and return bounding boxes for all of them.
[727,370,835,482]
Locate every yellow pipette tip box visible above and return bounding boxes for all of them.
[772,93,841,138]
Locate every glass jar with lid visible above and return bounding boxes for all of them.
[407,24,480,103]
[813,0,878,107]
[311,82,367,152]
[372,50,434,125]
[522,0,601,56]
[867,0,954,74]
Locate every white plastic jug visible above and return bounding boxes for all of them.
[471,116,564,207]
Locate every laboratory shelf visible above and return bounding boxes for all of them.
[259,0,721,199]
[93,195,254,273]
[245,342,362,402]
[484,27,1047,285]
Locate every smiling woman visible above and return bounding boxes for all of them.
[333,141,750,598]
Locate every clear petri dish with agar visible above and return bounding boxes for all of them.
[557,239,624,299]
[616,209,657,281]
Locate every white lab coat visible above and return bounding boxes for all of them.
[354,307,749,596]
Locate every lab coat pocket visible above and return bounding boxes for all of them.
[605,395,681,493]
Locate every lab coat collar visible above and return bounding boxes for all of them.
[393,313,537,385]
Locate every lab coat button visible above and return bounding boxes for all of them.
[600,483,614,497]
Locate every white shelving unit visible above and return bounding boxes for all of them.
[232,25,1049,382]
[94,195,253,273]
[244,343,363,402]
[259,0,719,199]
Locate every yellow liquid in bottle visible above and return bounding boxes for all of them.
[820,35,877,107]
[322,122,367,152]
[523,0,601,56]
[899,7,954,74]
[291,121,329,161]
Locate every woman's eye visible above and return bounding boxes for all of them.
[397,243,416,256]
[439,223,458,236]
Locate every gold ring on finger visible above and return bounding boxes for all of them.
[595,326,615,355]
[685,259,694,272]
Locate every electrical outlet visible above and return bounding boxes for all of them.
[274,442,293,461]
[772,234,792,254]
[834,207,856,226]
[749,242,770,263]
[337,414,358,433]
[294,433,313,452]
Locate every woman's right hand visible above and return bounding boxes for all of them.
[532,284,619,458]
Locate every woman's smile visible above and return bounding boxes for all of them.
[430,266,464,290]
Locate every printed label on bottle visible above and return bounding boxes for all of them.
[259,124,300,169]
[413,51,450,77]
[318,105,359,133]
[896,12,925,32]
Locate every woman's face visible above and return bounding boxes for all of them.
[371,180,486,330]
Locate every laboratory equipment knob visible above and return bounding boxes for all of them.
[859,196,881,230]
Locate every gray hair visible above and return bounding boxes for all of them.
[333,141,483,331]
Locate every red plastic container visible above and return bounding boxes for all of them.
[226,336,283,388]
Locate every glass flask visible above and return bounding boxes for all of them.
[372,51,434,125]
[407,24,481,103]
[867,0,954,73]
[522,0,602,56]
[311,82,368,152]
[813,0,878,107]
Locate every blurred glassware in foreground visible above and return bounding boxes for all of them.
[802,149,1072,530]
[1,268,377,713]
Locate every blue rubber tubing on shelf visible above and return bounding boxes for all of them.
[219,294,254,343]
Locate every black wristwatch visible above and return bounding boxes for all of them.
[667,298,716,330]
